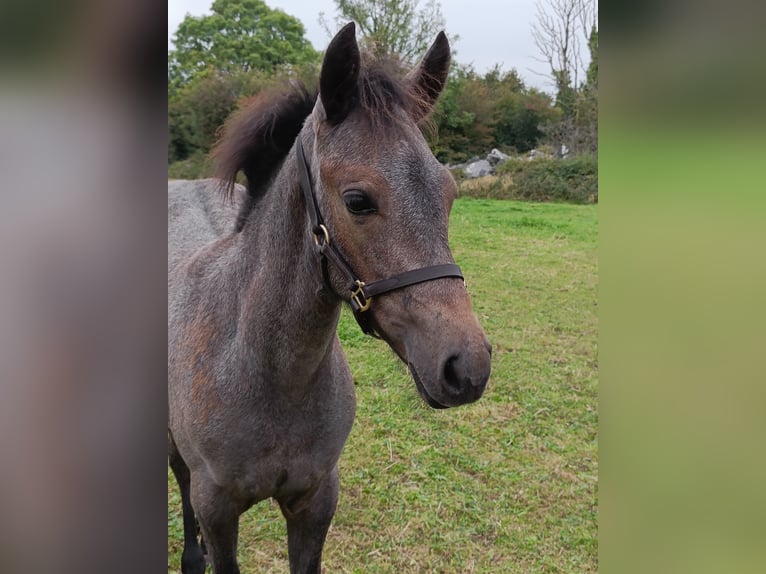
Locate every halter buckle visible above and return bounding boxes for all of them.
[350,280,372,312]
[313,224,330,249]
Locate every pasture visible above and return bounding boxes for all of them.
[168,197,598,573]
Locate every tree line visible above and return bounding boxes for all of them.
[168,0,597,174]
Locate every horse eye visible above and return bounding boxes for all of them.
[343,191,377,215]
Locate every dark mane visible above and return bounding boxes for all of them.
[212,56,428,232]
[212,82,317,232]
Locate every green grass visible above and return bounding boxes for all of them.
[168,198,598,573]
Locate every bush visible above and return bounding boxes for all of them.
[168,151,214,180]
[458,154,597,203]
[511,154,597,203]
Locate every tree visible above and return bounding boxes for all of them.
[428,64,555,163]
[428,65,492,163]
[531,0,597,154]
[494,89,557,154]
[531,0,595,109]
[169,0,318,87]
[169,70,249,162]
[480,67,557,154]
[585,25,597,91]
[577,25,598,152]
[321,0,452,64]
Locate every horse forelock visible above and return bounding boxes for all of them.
[354,54,435,132]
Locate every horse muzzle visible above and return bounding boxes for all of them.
[407,333,491,409]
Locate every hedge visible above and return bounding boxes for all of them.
[456,154,597,203]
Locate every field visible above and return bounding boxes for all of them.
[168,198,598,573]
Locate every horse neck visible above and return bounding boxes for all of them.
[234,135,342,388]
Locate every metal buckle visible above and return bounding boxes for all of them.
[350,280,372,312]
[313,224,330,249]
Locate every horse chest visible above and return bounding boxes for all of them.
[210,374,356,503]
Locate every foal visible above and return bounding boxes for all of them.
[168,23,491,573]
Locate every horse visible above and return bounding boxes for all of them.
[168,22,492,574]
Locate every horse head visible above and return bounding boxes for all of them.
[306,22,492,408]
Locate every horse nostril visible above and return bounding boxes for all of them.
[443,353,464,392]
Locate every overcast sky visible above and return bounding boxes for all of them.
[168,0,557,92]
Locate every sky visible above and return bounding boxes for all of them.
[168,0,557,93]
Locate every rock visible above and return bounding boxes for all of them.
[463,159,492,178]
[486,148,509,166]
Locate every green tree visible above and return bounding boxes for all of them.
[169,70,248,162]
[585,25,597,91]
[493,88,557,153]
[430,64,556,162]
[169,0,318,87]
[429,65,493,163]
[321,0,452,64]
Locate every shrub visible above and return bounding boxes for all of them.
[458,154,597,203]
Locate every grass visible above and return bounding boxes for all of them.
[168,198,598,573]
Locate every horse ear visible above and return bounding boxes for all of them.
[405,31,451,122]
[319,22,360,125]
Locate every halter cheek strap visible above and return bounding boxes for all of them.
[296,138,464,338]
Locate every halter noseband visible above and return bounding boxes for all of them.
[296,139,464,338]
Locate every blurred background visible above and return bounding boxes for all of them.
[0,1,166,573]
[600,1,765,573]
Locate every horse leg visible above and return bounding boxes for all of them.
[191,475,241,574]
[168,436,207,574]
[279,466,340,574]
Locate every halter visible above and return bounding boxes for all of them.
[296,138,464,338]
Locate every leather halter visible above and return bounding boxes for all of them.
[296,139,464,338]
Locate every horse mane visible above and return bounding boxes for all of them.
[212,81,317,232]
[212,56,430,232]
